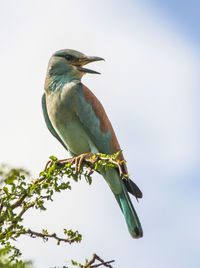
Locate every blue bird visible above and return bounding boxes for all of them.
[42,49,143,238]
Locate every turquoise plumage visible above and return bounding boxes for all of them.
[42,49,143,238]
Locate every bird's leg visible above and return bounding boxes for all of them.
[44,153,93,172]
[74,152,93,172]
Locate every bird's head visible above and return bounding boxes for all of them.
[47,49,104,82]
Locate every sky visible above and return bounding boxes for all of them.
[0,0,200,267]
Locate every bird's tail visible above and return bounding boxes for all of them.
[101,168,143,238]
[115,182,143,238]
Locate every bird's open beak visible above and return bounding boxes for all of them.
[76,56,105,74]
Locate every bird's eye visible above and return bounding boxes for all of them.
[65,55,75,61]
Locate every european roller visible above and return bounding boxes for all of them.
[42,49,143,238]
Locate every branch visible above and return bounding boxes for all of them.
[11,194,27,209]
[21,229,74,244]
[45,152,127,179]
[81,253,114,268]
[0,153,121,264]
[0,203,35,239]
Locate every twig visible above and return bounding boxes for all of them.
[0,203,35,240]
[7,203,34,231]
[11,194,27,209]
[82,253,114,268]
[21,229,74,244]
[0,202,3,214]
[45,154,127,179]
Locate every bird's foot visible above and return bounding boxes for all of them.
[71,153,93,172]
[44,153,93,172]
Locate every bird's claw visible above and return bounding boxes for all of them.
[74,153,93,172]
[44,153,93,172]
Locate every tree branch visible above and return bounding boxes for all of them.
[81,253,114,268]
[45,152,127,178]
[0,154,120,265]
[21,229,74,244]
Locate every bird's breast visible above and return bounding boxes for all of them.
[46,84,98,155]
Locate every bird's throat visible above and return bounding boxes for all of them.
[46,75,81,93]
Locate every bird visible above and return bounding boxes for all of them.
[42,49,143,238]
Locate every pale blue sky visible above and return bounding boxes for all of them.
[151,0,200,42]
[0,0,199,267]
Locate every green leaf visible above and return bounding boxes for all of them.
[3,187,9,196]
[49,156,57,161]
[5,177,16,185]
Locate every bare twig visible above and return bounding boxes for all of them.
[81,253,114,268]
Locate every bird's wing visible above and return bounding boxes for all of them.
[77,84,120,153]
[41,93,69,151]
[77,84,142,198]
